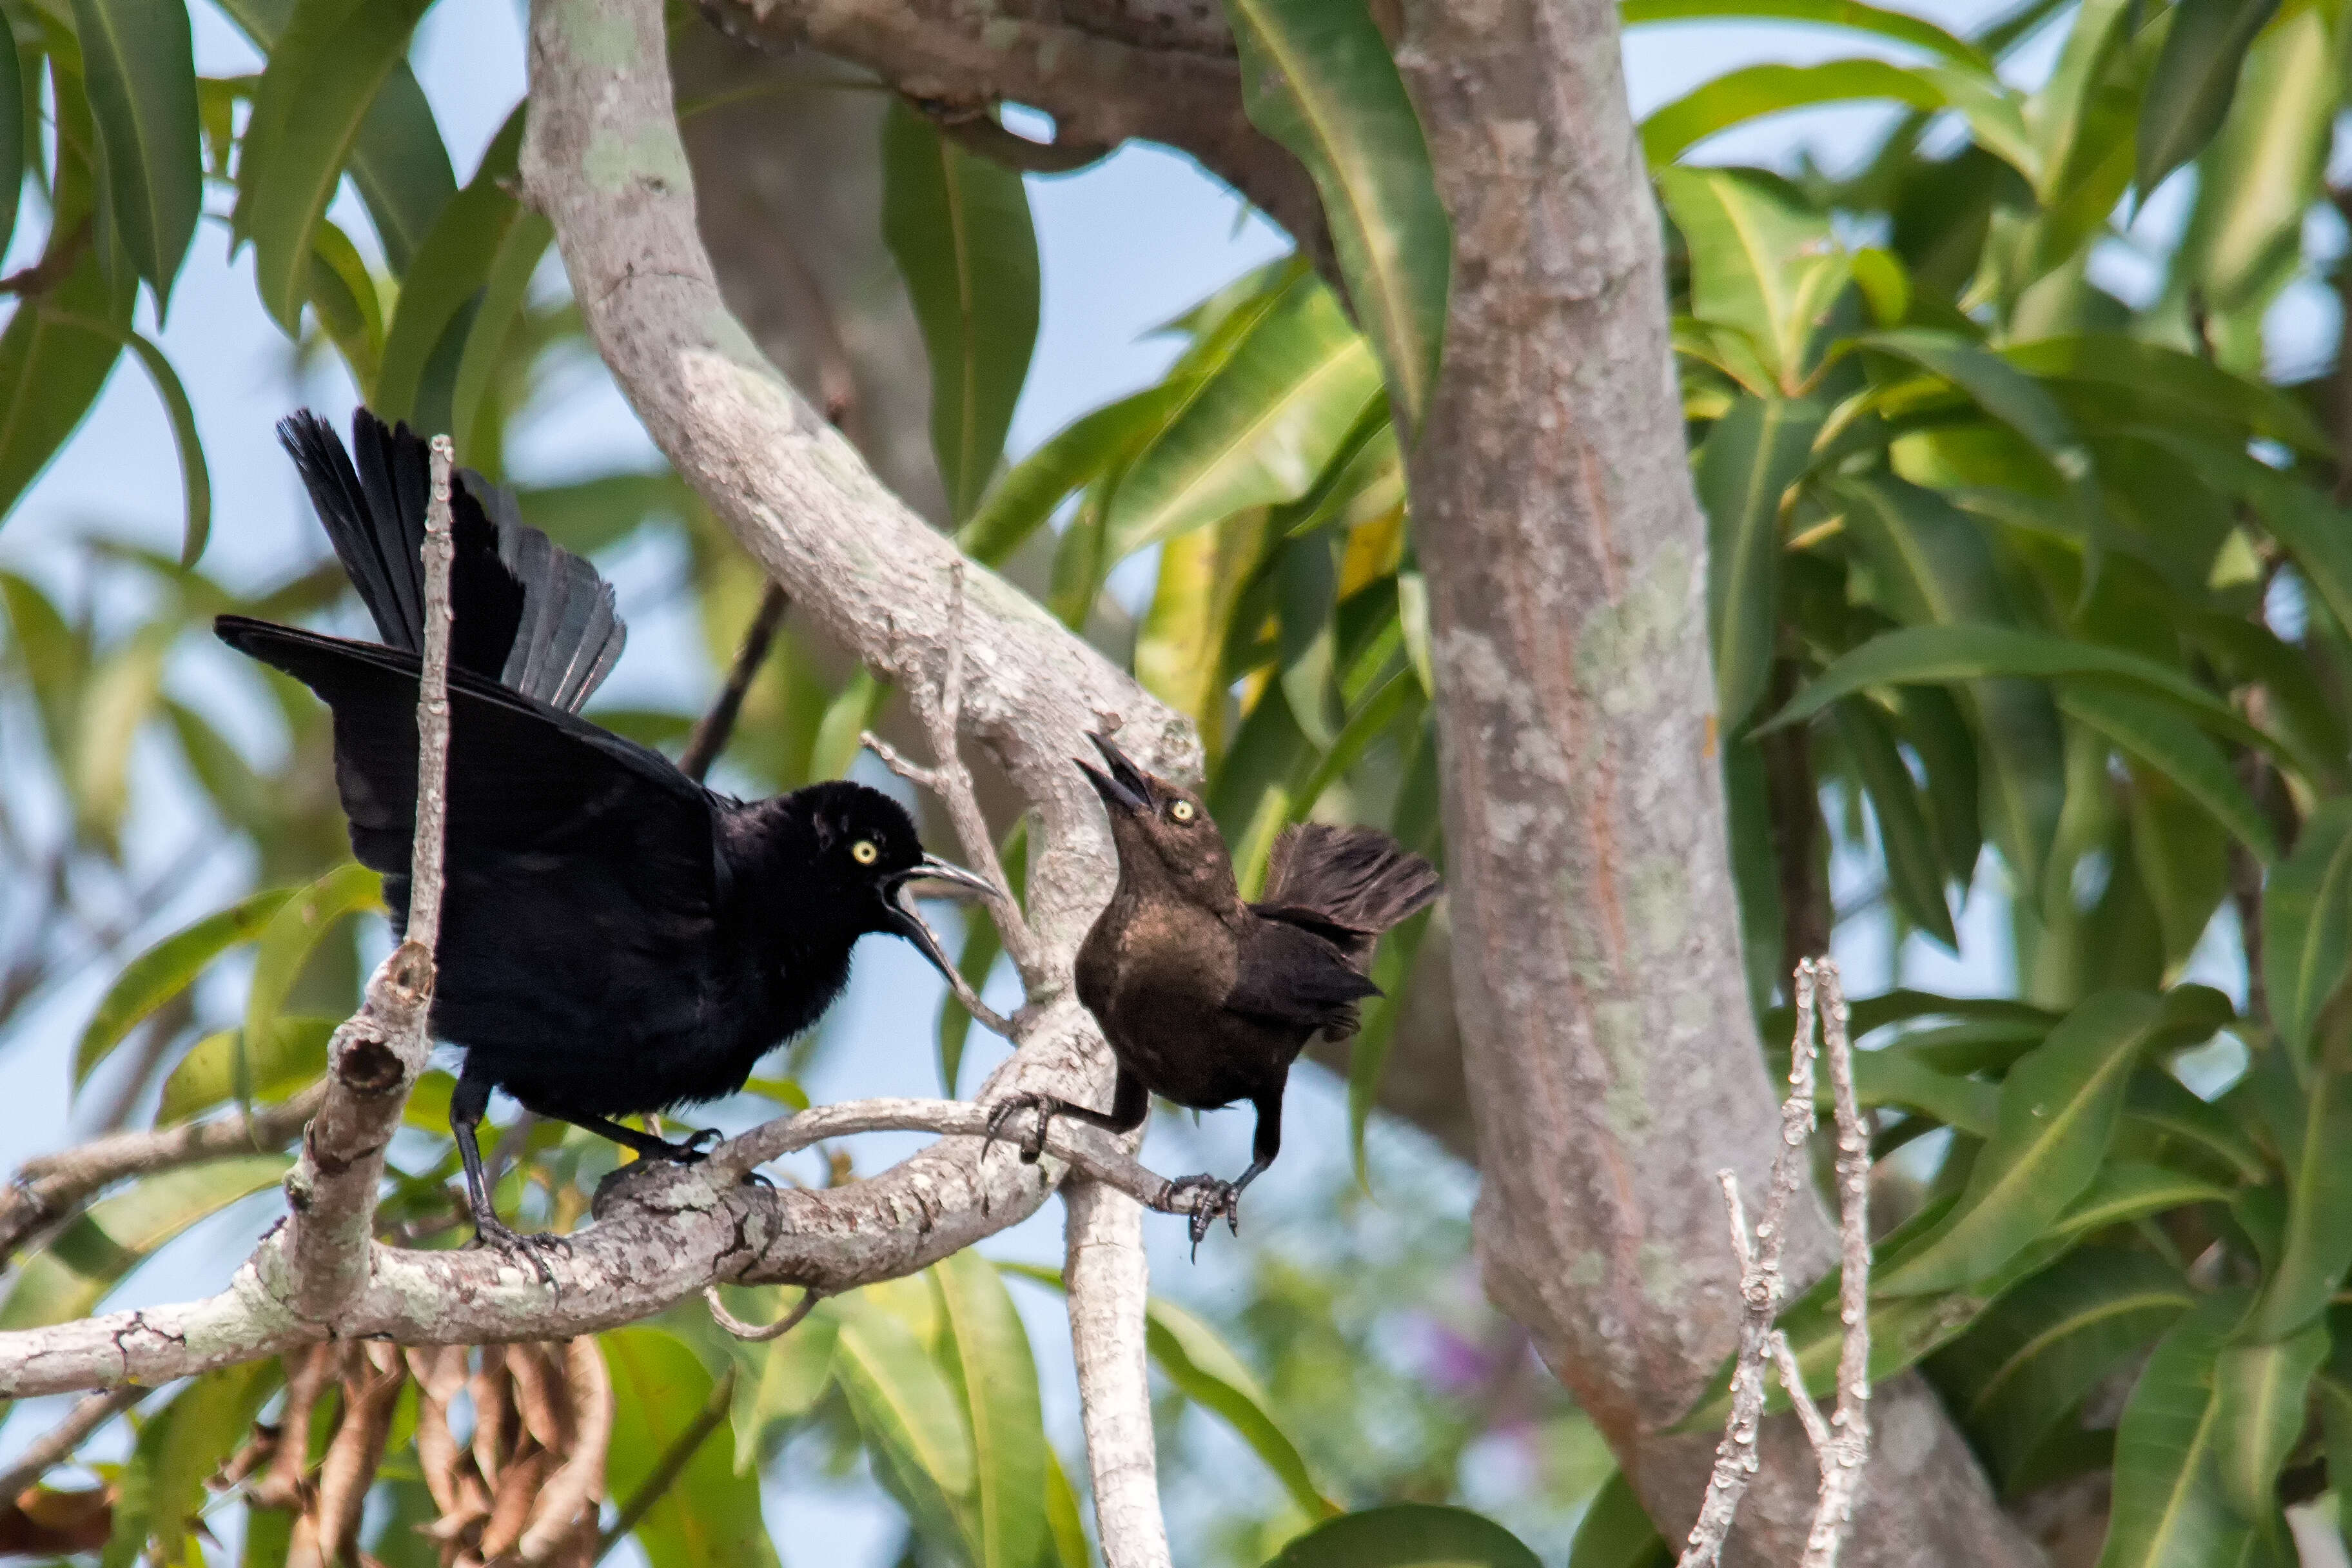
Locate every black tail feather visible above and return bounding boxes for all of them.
[1257,823,1441,970]
[274,408,625,714]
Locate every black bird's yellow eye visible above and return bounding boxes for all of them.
[852,840,879,865]
[1169,800,1195,823]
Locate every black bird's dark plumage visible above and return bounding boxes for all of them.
[990,733,1440,1248]
[219,408,993,1273]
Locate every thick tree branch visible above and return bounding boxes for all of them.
[704,0,1331,269]
[1063,1181,1170,1568]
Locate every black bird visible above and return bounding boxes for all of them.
[989,733,1440,1246]
[215,408,994,1268]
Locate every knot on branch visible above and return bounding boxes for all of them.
[385,938,436,999]
[333,1034,406,1095]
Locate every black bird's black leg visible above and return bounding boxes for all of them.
[985,1068,1148,1164]
[537,1104,721,1163]
[1164,1086,1284,1257]
[451,1071,569,1289]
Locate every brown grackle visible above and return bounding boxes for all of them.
[989,732,1440,1250]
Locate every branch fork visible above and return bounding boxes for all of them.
[1678,959,1872,1568]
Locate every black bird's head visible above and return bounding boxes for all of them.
[1075,732,1236,904]
[792,781,996,982]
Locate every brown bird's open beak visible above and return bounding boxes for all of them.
[1077,731,1152,814]
[883,854,999,986]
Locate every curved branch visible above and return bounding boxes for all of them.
[1064,1181,1171,1568]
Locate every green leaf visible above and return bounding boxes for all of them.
[2244,1054,2352,1342]
[0,19,26,268]
[602,1326,779,1568]
[0,249,131,527]
[1655,166,1848,390]
[1856,327,2093,497]
[447,208,552,462]
[808,667,890,783]
[957,383,1188,567]
[2122,1070,2266,1184]
[882,101,1040,522]
[1932,1246,2192,1487]
[71,0,199,313]
[1644,59,2033,179]
[308,218,386,394]
[2261,798,2352,1064]
[231,0,435,335]
[1833,697,1957,947]
[936,1251,1048,1568]
[1565,1471,1669,1568]
[1137,509,1277,754]
[1148,1295,1338,1519]
[2170,6,2331,316]
[155,1015,333,1126]
[2135,0,2279,199]
[1696,395,1822,728]
[2003,335,2331,457]
[373,104,526,425]
[1877,990,2163,1295]
[47,313,207,565]
[110,1360,281,1568]
[2097,1289,2254,1568]
[514,469,696,554]
[2059,687,2275,863]
[1622,0,1989,65]
[208,0,455,274]
[70,621,172,849]
[77,888,296,1091]
[0,1157,289,1329]
[834,1290,975,1502]
[1264,1504,1540,1568]
[725,1295,836,1474]
[1763,623,2278,764]
[1222,0,1450,431]
[1043,1447,1090,1568]
[2211,1317,2326,1521]
[240,862,384,1106]
[1848,1044,2001,1136]
[1106,271,1384,560]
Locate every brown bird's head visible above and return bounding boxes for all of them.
[1075,731,1237,904]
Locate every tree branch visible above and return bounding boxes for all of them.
[1063,1180,1171,1568]
[279,438,456,1324]
[0,1384,149,1500]
[679,581,791,783]
[0,1086,326,1266]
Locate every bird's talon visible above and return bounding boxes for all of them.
[740,1170,776,1190]
[470,1217,568,1291]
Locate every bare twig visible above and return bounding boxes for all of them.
[872,560,1045,988]
[1769,1331,1833,1454]
[280,438,456,1322]
[0,1384,148,1500]
[1063,1180,1171,1568]
[1805,960,1870,1568]
[0,1084,326,1266]
[679,581,790,783]
[1678,961,1824,1568]
[702,1284,818,1342]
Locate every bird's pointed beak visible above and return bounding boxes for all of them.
[882,855,997,988]
[1077,731,1152,814]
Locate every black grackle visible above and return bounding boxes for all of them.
[990,732,1440,1249]
[215,409,994,1274]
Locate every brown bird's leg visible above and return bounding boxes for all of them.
[985,1068,1148,1164]
[451,1070,568,1289]
[1164,1084,1284,1257]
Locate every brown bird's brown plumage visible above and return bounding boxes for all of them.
[989,732,1441,1247]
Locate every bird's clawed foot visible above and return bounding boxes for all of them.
[656,1127,724,1164]
[983,1093,1060,1164]
[469,1213,572,1291]
[1162,1174,1242,1259]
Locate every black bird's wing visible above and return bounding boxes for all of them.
[1253,823,1440,968]
[279,409,625,714]
[1224,917,1382,1040]
[214,616,721,931]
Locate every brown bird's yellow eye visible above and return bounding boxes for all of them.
[1169,800,1195,823]
[851,840,879,865]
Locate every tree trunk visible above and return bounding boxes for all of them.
[1393,2,2038,1562]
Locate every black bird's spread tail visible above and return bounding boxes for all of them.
[1255,823,1441,971]
[278,409,625,714]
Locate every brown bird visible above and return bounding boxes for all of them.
[990,732,1441,1247]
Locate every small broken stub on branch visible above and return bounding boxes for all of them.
[1678,957,1871,1568]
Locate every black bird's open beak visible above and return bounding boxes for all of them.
[1077,731,1152,814]
[883,854,999,986]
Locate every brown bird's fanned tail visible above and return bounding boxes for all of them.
[1255,823,1441,971]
